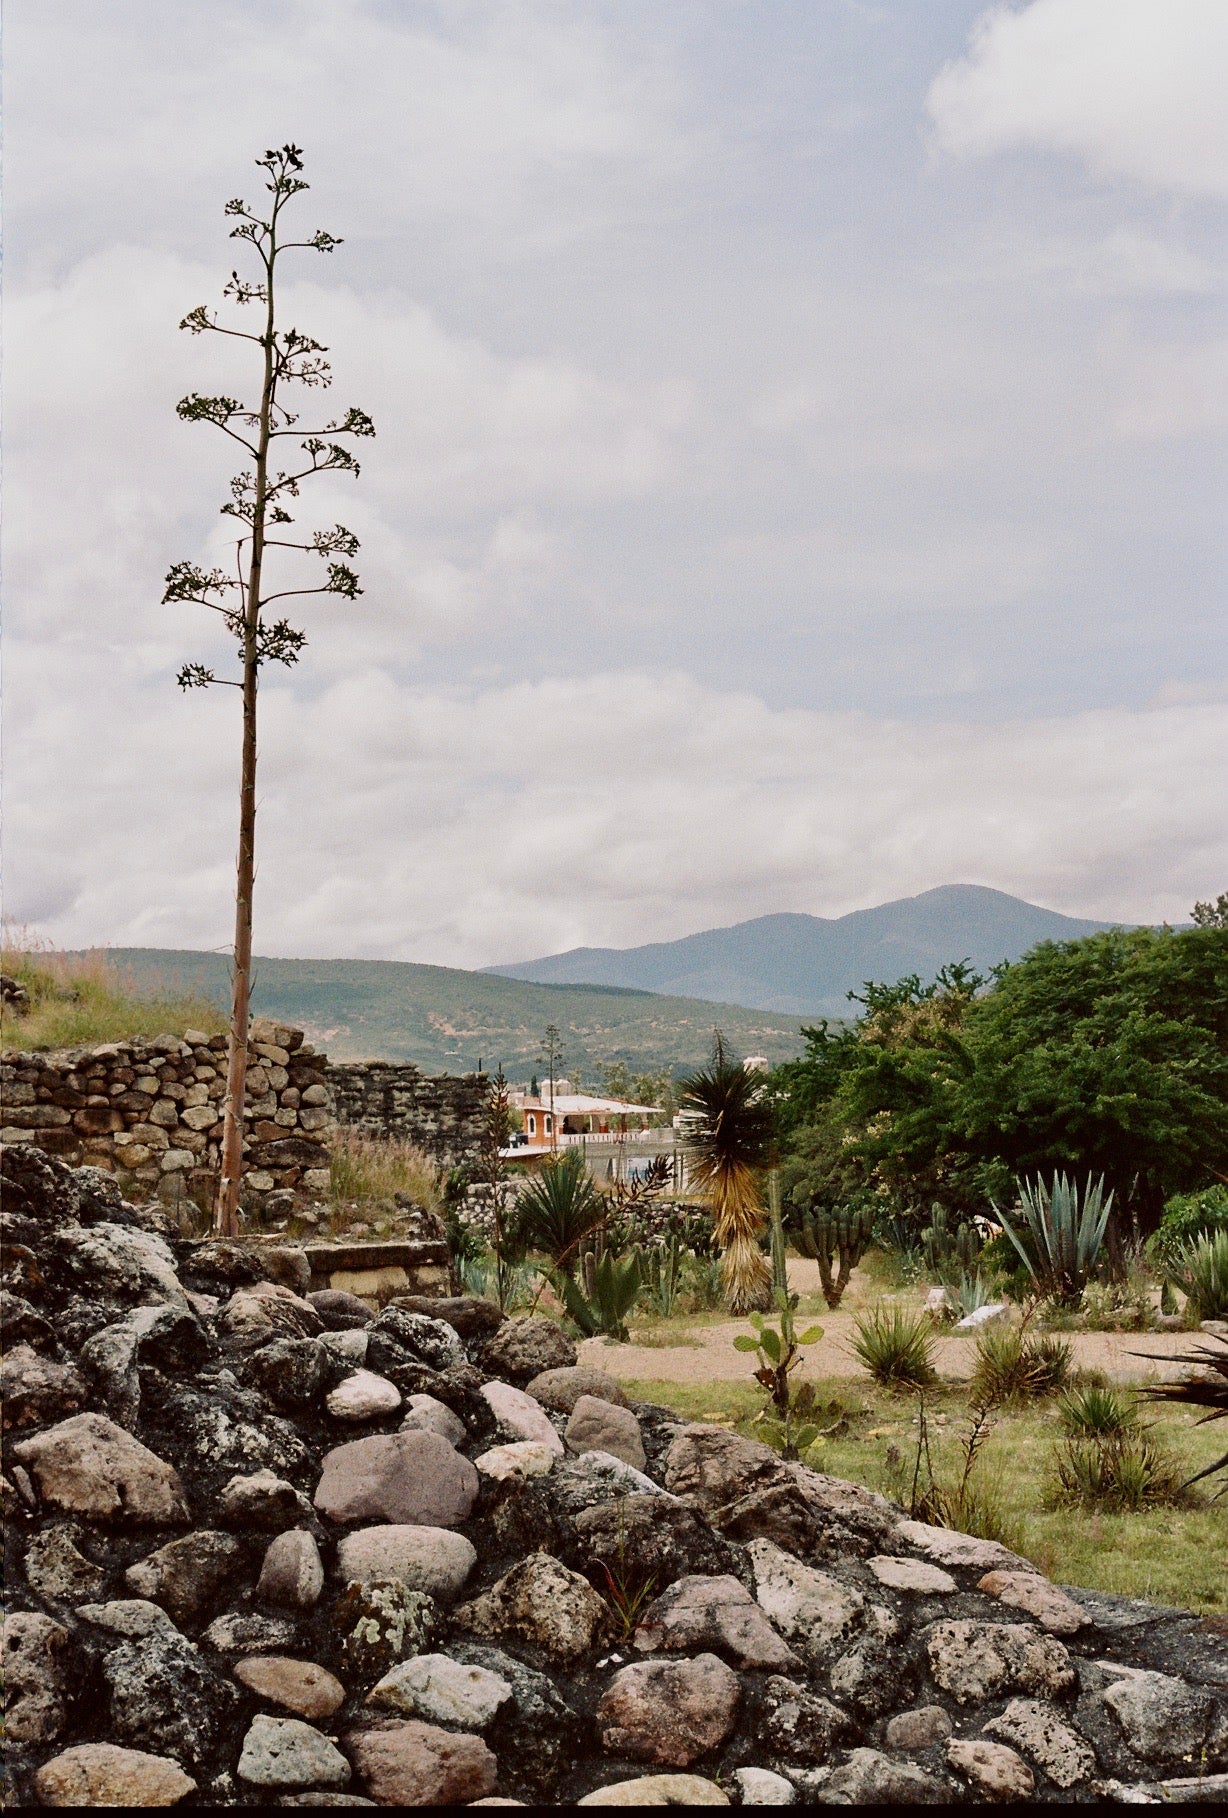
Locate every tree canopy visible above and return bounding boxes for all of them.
[771,923,1228,1236]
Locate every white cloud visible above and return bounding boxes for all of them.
[927,0,1228,196]
[6,658,1222,966]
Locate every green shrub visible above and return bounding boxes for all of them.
[851,1304,938,1389]
[1154,1187,1228,1267]
[1166,1230,1228,1322]
[1058,1382,1138,1438]
[1076,1271,1157,1333]
[1050,1431,1188,1512]
[976,1232,1032,1300]
[970,1325,1074,1403]
[557,1249,642,1341]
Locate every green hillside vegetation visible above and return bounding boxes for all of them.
[55,947,806,1078]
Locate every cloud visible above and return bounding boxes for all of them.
[6,657,1223,967]
[927,0,1228,196]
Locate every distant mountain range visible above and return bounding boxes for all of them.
[103,950,807,1079]
[486,885,1121,1017]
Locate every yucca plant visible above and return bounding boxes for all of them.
[515,1149,607,1279]
[1165,1230,1228,1322]
[1134,1332,1228,1496]
[1051,1430,1187,1512]
[851,1303,938,1389]
[679,1033,775,1313]
[992,1172,1113,1307]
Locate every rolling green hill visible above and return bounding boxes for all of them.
[100,949,806,1079]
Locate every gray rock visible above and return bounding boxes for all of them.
[219,1282,323,1341]
[566,1396,647,1471]
[237,1714,351,1789]
[885,1705,953,1750]
[815,1747,950,1804]
[475,1440,559,1480]
[314,1430,479,1526]
[103,1631,239,1767]
[867,1554,956,1595]
[337,1526,477,1602]
[984,1697,1098,1787]
[758,1676,850,1764]
[977,1569,1087,1635]
[204,1611,302,1655]
[245,1337,336,1412]
[454,1552,612,1664]
[748,1539,867,1663]
[321,1328,369,1366]
[895,1517,1026,1573]
[13,1412,188,1523]
[216,1468,316,1532]
[373,1306,464,1370]
[526,1365,629,1413]
[732,1766,796,1804]
[482,1314,577,1382]
[598,1652,742,1767]
[574,1494,742,1591]
[3,1611,71,1746]
[125,1531,244,1627]
[367,1653,513,1728]
[1,1343,88,1428]
[25,1523,109,1603]
[400,1392,467,1446]
[1101,1667,1217,1769]
[830,1628,917,1718]
[634,1574,800,1672]
[922,1620,1076,1704]
[578,1773,730,1805]
[258,1529,325,1610]
[77,1598,181,1639]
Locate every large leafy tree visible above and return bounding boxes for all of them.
[168,145,374,1234]
[772,924,1228,1239]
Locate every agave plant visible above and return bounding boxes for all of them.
[679,1033,775,1313]
[1165,1229,1228,1322]
[557,1248,642,1341]
[514,1149,606,1278]
[992,1172,1113,1307]
[1134,1331,1228,1496]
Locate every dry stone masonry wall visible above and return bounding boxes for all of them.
[0,1021,335,1208]
[325,1061,486,1169]
[3,1144,1227,1808]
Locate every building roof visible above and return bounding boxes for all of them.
[523,1092,660,1118]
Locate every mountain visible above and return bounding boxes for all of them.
[485,885,1121,1017]
[101,949,807,1079]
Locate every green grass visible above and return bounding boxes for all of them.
[1,941,226,1051]
[624,1374,1228,1616]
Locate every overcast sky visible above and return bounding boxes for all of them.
[5,0,1225,967]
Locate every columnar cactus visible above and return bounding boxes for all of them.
[793,1203,876,1309]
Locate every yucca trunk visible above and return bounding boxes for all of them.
[708,1160,773,1313]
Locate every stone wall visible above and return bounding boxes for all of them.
[326,1060,486,1170]
[0,1019,335,1206]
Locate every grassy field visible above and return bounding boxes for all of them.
[1,944,226,1051]
[624,1372,1227,1616]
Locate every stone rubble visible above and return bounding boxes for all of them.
[4,1144,1227,1807]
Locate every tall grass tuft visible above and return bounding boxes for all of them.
[1,932,225,1051]
[971,1325,1074,1403]
[851,1303,938,1389]
[1050,1431,1188,1512]
[1058,1382,1138,1438]
[328,1129,442,1216]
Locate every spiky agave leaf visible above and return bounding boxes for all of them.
[1133,1331,1228,1495]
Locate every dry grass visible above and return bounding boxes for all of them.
[1,932,226,1051]
[327,1128,442,1216]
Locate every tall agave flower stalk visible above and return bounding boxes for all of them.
[679,1035,775,1313]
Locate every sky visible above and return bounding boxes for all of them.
[4,0,1226,968]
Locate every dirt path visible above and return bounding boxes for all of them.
[578,1258,1204,1387]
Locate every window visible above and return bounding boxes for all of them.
[527,1114,536,1136]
